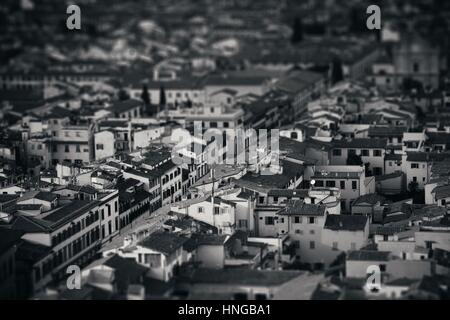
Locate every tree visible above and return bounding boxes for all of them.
[118,88,129,101]
[141,84,151,115]
[408,181,419,194]
[141,84,150,106]
[402,78,424,93]
[331,57,344,84]
[291,17,304,44]
[347,154,363,166]
[158,85,166,117]
[186,98,193,108]
[159,85,166,107]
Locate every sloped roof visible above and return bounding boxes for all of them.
[432,185,450,200]
[278,200,326,216]
[353,194,386,206]
[0,229,24,254]
[324,215,368,232]
[333,138,387,149]
[108,99,142,114]
[138,232,188,256]
[347,250,390,262]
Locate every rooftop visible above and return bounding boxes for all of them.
[324,215,368,232]
[347,250,390,262]
[0,229,24,254]
[138,232,188,256]
[108,99,142,114]
[352,194,386,206]
[41,200,100,230]
[278,200,326,216]
[333,138,387,149]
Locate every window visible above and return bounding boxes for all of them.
[332,242,338,250]
[348,149,356,156]
[238,220,248,229]
[413,177,417,182]
[96,144,104,150]
[144,254,161,267]
[294,216,302,224]
[373,150,382,157]
[198,207,204,213]
[315,180,324,187]
[333,149,342,156]
[291,132,298,140]
[265,217,275,225]
[411,163,419,169]
[65,145,70,153]
[76,145,81,153]
[413,63,420,72]
[309,230,315,235]
[361,149,369,157]
[258,196,265,204]
[379,264,386,272]
[308,217,315,224]
[326,181,336,188]
[340,181,345,189]
[224,122,229,128]
[295,229,302,234]
[255,294,267,300]
[309,241,315,249]
[352,181,357,190]
[341,200,346,211]
[214,207,220,215]
[389,161,393,167]
[233,293,248,300]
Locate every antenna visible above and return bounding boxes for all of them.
[211,166,216,229]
